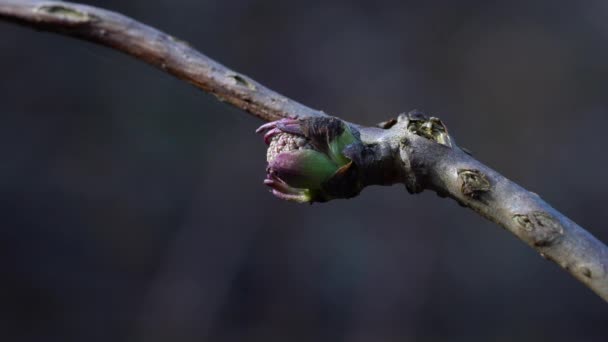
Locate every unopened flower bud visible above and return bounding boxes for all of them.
[256,117,363,203]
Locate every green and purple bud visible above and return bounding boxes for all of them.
[256,117,363,203]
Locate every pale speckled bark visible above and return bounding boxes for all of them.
[358,114,608,301]
[1,0,607,301]
[0,0,325,122]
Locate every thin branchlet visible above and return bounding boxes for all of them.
[1,0,607,302]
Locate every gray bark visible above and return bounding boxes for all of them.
[1,0,607,301]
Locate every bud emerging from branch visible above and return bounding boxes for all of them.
[256,117,364,203]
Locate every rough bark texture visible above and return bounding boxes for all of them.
[1,0,607,301]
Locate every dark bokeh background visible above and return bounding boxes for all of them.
[1,0,608,341]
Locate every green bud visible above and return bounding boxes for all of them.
[256,117,362,203]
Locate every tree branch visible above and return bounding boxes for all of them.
[0,0,324,122]
[2,0,607,301]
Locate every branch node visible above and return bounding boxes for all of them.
[35,4,95,24]
[581,266,593,279]
[405,110,452,147]
[229,74,256,91]
[513,212,564,247]
[458,169,491,199]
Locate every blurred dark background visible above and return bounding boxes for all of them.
[1,0,608,341]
